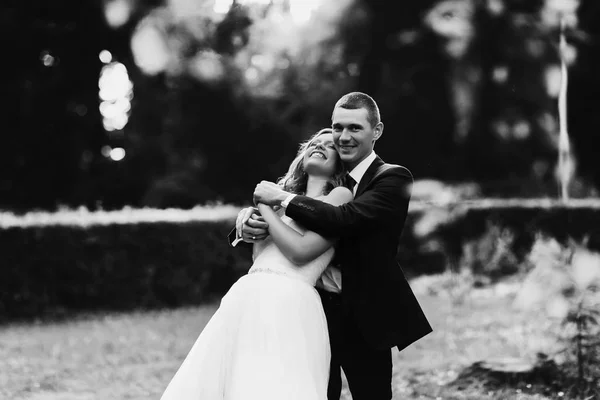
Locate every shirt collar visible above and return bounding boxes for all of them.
[348,151,377,186]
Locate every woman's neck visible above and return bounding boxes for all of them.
[305,176,328,198]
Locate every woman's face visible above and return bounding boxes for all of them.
[302,133,339,178]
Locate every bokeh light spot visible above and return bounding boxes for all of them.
[40,51,56,67]
[213,0,233,14]
[513,120,531,140]
[492,66,509,83]
[131,23,170,75]
[98,62,133,133]
[104,0,133,28]
[289,0,322,24]
[188,50,225,83]
[545,65,562,98]
[99,50,113,64]
[110,147,126,161]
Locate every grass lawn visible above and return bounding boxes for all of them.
[0,280,586,400]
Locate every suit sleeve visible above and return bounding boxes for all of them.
[285,167,412,238]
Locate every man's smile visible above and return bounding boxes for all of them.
[337,145,356,152]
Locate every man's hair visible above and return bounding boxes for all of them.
[334,92,381,127]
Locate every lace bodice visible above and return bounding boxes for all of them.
[248,215,334,286]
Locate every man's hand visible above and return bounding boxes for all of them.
[254,181,289,206]
[236,207,269,243]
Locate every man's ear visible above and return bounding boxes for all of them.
[373,122,384,142]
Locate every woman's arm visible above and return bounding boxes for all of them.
[257,187,353,265]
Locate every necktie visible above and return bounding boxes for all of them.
[345,173,356,193]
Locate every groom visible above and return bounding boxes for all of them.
[232,92,432,400]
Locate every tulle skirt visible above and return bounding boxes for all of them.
[160,271,330,400]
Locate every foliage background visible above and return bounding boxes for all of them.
[2,2,600,398]
[2,0,600,211]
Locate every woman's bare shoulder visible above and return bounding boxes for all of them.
[322,186,353,206]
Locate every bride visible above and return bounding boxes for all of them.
[160,128,353,400]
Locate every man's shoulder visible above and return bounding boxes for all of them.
[376,162,413,181]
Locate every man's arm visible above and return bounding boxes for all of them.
[285,168,412,238]
[256,187,352,264]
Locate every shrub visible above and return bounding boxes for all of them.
[399,199,600,278]
[0,207,252,321]
[3,200,600,321]
[513,235,600,396]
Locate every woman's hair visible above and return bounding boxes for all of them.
[276,128,347,196]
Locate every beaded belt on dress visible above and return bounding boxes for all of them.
[248,268,318,290]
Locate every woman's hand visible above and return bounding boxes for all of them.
[236,207,269,242]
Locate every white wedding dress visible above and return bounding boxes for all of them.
[160,215,333,400]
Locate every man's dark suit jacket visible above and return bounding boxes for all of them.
[284,156,432,351]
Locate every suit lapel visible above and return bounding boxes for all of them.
[355,156,385,197]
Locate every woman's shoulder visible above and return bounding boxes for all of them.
[322,186,353,206]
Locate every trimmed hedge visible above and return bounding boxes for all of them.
[1,220,252,321]
[2,200,600,321]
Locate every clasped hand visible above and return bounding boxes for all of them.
[236,207,269,243]
[235,181,286,243]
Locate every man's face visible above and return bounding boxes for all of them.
[331,107,382,171]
